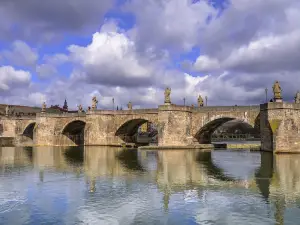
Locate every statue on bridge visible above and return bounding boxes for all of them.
[91,96,98,110]
[78,104,84,113]
[127,101,133,110]
[5,105,10,116]
[198,95,204,107]
[164,87,171,104]
[272,81,282,102]
[41,102,46,113]
[295,91,300,103]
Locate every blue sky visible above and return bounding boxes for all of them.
[0,0,300,109]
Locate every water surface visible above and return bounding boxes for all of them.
[0,146,300,225]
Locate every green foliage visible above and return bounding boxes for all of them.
[269,119,281,133]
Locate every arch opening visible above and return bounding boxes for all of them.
[195,117,260,144]
[62,120,86,146]
[23,122,36,140]
[0,123,3,136]
[115,119,158,146]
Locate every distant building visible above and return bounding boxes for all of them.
[63,99,68,111]
[0,104,42,116]
[49,99,77,113]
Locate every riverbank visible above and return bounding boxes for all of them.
[138,144,213,150]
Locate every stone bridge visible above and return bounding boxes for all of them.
[1,101,300,152]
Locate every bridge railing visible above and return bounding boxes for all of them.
[193,105,260,112]
[37,112,86,118]
[90,108,158,115]
[0,115,37,120]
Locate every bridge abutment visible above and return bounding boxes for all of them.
[260,103,300,153]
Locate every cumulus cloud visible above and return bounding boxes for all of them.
[43,54,69,66]
[36,64,58,79]
[194,56,220,72]
[1,40,38,67]
[126,0,217,53]
[0,66,31,92]
[68,23,154,88]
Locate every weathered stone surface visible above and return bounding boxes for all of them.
[158,105,192,146]
[260,102,300,152]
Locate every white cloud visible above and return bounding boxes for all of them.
[68,23,154,87]
[1,40,38,67]
[127,0,217,52]
[223,31,300,73]
[0,66,31,92]
[27,92,47,106]
[43,54,69,66]
[36,64,57,79]
[194,56,220,72]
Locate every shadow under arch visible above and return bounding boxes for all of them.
[23,122,36,140]
[115,118,157,145]
[63,146,84,165]
[116,149,145,171]
[194,117,257,144]
[62,120,86,146]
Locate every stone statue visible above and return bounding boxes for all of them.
[272,81,282,101]
[41,102,46,113]
[295,91,300,103]
[127,101,132,110]
[92,96,98,110]
[78,104,83,113]
[5,105,10,116]
[197,95,204,107]
[164,87,171,104]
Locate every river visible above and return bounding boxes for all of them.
[0,146,300,225]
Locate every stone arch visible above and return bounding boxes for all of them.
[115,118,158,145]
[61,120,86,146]
[194,117,258,144]
[22,122,37,140]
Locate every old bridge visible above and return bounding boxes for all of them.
[2,100,300,152]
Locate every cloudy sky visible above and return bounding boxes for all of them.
[0,0,299,109]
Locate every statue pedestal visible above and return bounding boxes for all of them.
[274,98,283,103]
[164,102,171,105]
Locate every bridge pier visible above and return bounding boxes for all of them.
[260,102,300,153]
[85,112,120,146]
[34,115,57,146]
[158,105,193,146]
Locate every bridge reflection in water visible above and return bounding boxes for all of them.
[1,147,300,224]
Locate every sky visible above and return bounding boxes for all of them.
[0,0,300,110]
